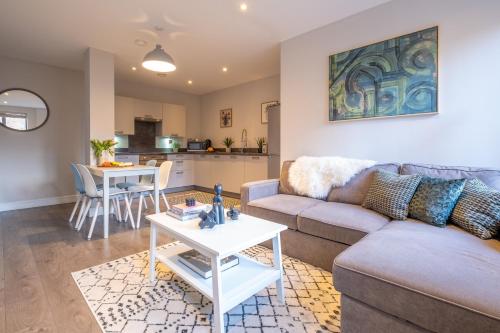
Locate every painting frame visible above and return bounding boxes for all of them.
[220,108,232,128]
[329,26,438,122]
[261,101,279,124]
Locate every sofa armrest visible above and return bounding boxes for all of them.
[240,179,280,212]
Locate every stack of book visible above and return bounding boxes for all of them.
[167,201,210,221]
[178,249,239,279]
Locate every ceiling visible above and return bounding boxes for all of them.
[0,0,390,95]
[0,90,46,108]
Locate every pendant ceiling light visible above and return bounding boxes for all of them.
[142,44,176,73]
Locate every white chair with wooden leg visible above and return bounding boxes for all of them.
[126,161,172,228]
[75,164,135,239]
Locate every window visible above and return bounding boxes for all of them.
[0,112,27,131]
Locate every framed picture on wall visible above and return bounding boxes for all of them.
[329,26,438,121]
[220,108,232,127]
[261,101,279,124]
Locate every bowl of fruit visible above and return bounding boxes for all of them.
[99,161,133,167]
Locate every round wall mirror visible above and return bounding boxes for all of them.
[0,88,49,131]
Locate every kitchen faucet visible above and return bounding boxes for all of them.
[241,128,248,151]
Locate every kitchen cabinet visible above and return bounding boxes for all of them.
[167,154,193,188]
[244,155,268,183]
[162,104,186,137]
[134,99,163,119]
[115,96,135,135]
[193,154,268,194]
[194,154,212,188]
[218,155,245,193]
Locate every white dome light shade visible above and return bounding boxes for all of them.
[142,44,176,73]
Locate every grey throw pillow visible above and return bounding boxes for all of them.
[363,170,422,220]
[451,179,500,239]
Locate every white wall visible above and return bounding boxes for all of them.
[281,0,500,168]
[115,80,202,145]
[0,56,85,209]
[200,75,280,149]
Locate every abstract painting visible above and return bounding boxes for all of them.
[329,27,438,121]
[220,108,232,127]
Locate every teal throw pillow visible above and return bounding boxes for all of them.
[409,177,466,227]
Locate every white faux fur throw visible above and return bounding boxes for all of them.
[288,156,377,199]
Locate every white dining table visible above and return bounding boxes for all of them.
[86,165,160,238]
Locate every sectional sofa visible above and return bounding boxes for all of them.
[240,162,500,333]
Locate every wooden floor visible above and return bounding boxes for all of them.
[0,197,180,333]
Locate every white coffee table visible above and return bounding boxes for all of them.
[146,212,287,333]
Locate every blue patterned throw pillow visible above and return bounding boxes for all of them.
[409,177,466,227]
[363,170,422,220]
[451,179,500,239]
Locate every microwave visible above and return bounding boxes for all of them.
[187,139,211,151]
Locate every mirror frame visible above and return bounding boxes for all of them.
[0,88,50,132]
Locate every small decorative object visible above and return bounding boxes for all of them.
[220,108,232,127]
[185,197,196,207]
[198,183,226,229]
[198,210,218,229]
[90,139,117,166]
[213,183,225,224]
[222,137,234,153]
[256,137,266,153]
[329,27,438,121]
[262,143,268,154]
[226,206,240,220]
[261,101,279,124]
[173,142,181,153]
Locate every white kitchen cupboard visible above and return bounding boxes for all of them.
[194,154,212,188]
[115,96,135,135]
[134,99,163,119]
[218,155,245,193]
[162,104,186,137]
[167,154,194,188]
[244,156,268,183]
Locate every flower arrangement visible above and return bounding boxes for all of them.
[256,137,266,153]
[90,139,116,165]
[222,137,234,152]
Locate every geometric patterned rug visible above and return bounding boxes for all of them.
[166,191,241,210]
[72,243,341,333]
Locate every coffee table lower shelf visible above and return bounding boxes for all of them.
[155,242,281,313]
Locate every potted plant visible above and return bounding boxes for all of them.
[222,137,234,153]
[256,137,266,153]
[173,142,181,153]
[90,139,117,166]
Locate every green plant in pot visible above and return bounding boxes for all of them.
[222,137,234,153]
[256,137,266,153]
[90,139,117,165]
[173,142,181,153]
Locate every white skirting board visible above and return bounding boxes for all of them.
[0,194,78,212]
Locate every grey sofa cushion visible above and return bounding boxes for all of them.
[246,194,322,230]
[298,202,390,245]
[327,163,400,205]
[334,219,500,333]
[401,163,500,191]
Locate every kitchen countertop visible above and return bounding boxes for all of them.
[115,150,269,157]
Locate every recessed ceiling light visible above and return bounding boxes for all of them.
[134,39,147,47]
[240,3,248,11]
[3,101,7,104]
[4,92,8,96]
[222,67,228,72]
[187,80,193,85]
[131,66,137,71]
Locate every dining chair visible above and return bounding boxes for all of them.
[75,164,135,240]
[125,160,173,228]
[116,159,157,207]
[69,163,87,226]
